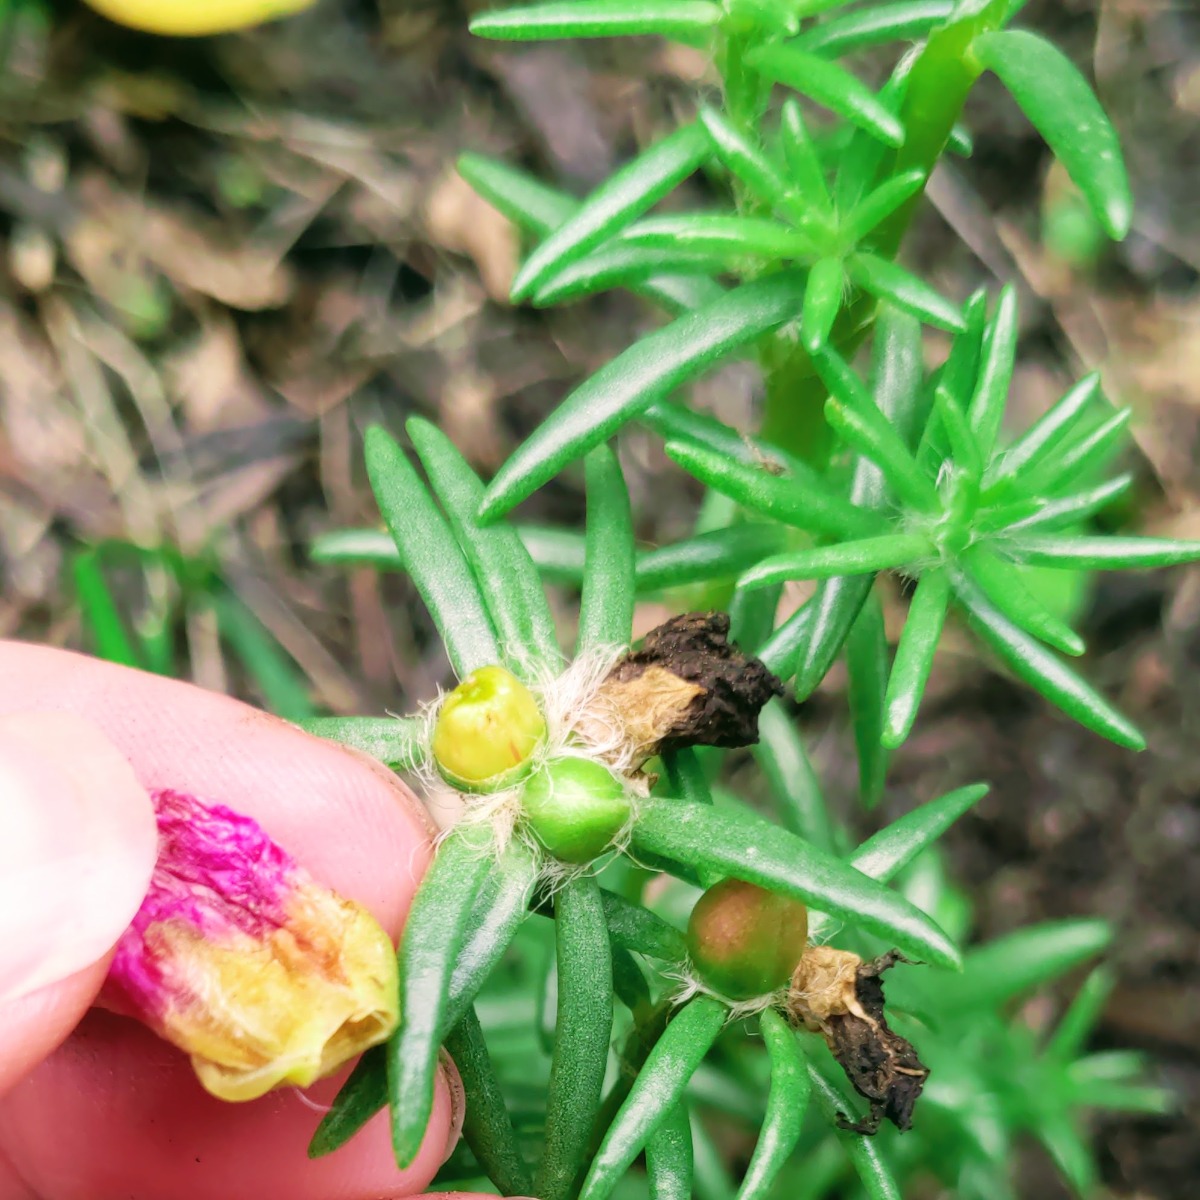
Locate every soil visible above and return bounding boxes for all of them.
[0,1,1197,1195]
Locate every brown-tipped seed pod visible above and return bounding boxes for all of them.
[432,665,546,791]
[521,755,632,864]
[686,879,809,1000]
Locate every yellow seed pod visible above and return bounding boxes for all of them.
[80,0,315,37]
[432,665,546,792]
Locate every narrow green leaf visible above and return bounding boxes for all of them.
[741,532,932,589]
[780,98,832,214]
[917,290,988,473]
[612,945,653,1014]
[630,797,961,968]
[409,417,559,671]
[479,273,806,520]
[1026,407,1133,495]
[1007,534,1200,571]
[519,524,588,583]
[470,0,722,41]
[511,122,710,301]
[1035,1113,1098,1195]
[825,399,941,512]
[793,574,875,701]
[638,524,788,591]
[445,1007,535,1197]
[846,588,890,809]
[457,151,574,233]
[967,285,1019,456]
[801,255,844,351]
[308,1046,387,1157]
[537,878,615,1200]
[689,1106,737,1200]
[729,577,782,650]
[72,549,142,668]
[698,109,817,230]
[530,244,721,307]
[841,170,928,248]
[641,398,772,465]
[443,838,540,1035]
[984,372,1102,488]
[1001,474,1133,533]
[947,121,974,157]
[963,545,1085,656]
[388,826,502,1167]
[579,445,635,651]
[882,569,951,748]
[870,303,927,448]
[808,1064,902,1200]
[1047,966,1115,1063]
[756,597,816,679]
[753,700,836,851]
[298,715,427,771]
[310,528,405,568]
[949,567,1145,750]
[795,1,956,55]
[578,997,727,1200]
[601,889,688,961]
[737,1011,810,1200]
[973,30,1132,239]
[932,384,982,478]
[665,439,885,540]
[747,44,906,146]
[619,213,817,260]
[647,1103,694,1200]
[457,153,724,312]
[364,426,499,675]
[938,918,1112,1013]
[847,252,965,332]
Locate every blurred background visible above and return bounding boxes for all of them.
[0,0,1197,1195]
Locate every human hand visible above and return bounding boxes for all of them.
[0,641,505,1200]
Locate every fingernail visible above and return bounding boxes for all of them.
[0,713,157,1005]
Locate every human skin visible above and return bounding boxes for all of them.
[0,641,513,1200]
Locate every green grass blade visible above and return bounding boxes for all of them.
[578,445,635,650]
[479,273,806,520]
[298,715,427,771]
[409,417,560,671]
[365,426,499,675]
[537,877,615,1200]
[72,548,142,668]
[630,797,961,968]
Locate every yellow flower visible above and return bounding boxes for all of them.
[81,0,315,37]
[105,788,399,1102]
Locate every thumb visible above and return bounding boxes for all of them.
[0,712,157,1095]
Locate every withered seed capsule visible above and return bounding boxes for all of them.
[521,755,632,864]
[432,665,546,792]
[686,879,809,1000]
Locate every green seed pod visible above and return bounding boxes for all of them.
[521,756,632,864]
[432,665,546,792]
[686,879,808,1000]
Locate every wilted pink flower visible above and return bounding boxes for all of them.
[105,788,399,1102]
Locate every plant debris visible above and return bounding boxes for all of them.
[576,612,783,768]
[786,946,929,1134]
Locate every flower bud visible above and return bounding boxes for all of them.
[104,789,398,1102]
[686,879,808,1000]
[521,755,632,864]
[432,666,546,792]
